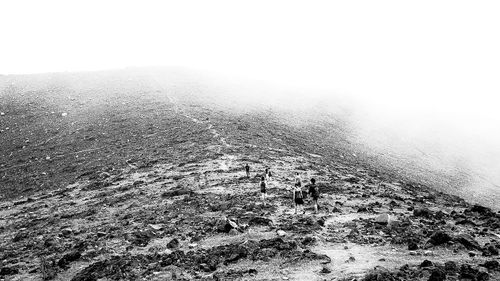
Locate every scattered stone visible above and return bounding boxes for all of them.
[414,207,432,218]
[58,251,82,269]
[482,243,499,256]
[420,260,433,267]
[445,261,458,272]
[0,266,19,276]
[149,224,163,230]
[375,213,390,225]
[428,231,452,246]
[408,241,419,250]
[61,228,73,236]
[454,234,481,250]
[301,236,316,246]
[167,238,180,249]
[481,260,499,271]
[277,230,287,237]
[470,204,491,215]
[320,266,331,274]
[346,256,356,263]
[364,266,396,280]
[428,268,446,281]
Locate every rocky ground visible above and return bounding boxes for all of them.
[1,70,499,280]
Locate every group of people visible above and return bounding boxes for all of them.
[244,164,320,215]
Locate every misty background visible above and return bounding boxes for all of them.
[1,1,499,208]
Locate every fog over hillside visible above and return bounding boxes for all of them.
[1,67,499,209]
[1,0,499,209]
[149,68,500,210]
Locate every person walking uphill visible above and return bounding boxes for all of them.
[293,183,305,214]
[260,176,267,204]
[308,178,320,214]
[265,168,272,181]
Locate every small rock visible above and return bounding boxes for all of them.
[228,219,238,229]
[62,112,68,117]
[228,229,239,236]
[149,224,163,231]
[420,260,433,267]
[199,263,211,272]
[277,230,287,237]
[375,213,390,225]
[345,256,356,263]
[429,230,452,246]
[482,244,499,256]
[320,266,331,274]
[445,261,458,272]
[0,112,4,116]
[408,241,419,250]
[428,268,446,281]
[188,243,198,249]
[167,238,180,249]
[61,228,73,236]
[0,266,19,276]
[414,207,432,218]
[454,234,481,250]
[481,260,499,271]
[57,250,81,269]
[97,231,107,238]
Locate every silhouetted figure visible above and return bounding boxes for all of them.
[294,172,301,187]
[245,164,250,178]
[260,176,267,203]
[293,183,305,214]
[308,178,320,214]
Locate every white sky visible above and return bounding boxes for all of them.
[1,0,499,127]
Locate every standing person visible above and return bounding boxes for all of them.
[265,168,270,181]
[260,176,267,204]
[293,182,305,214]
[308,178,320,214]
[294,172,301,187]
[245,164,250,178]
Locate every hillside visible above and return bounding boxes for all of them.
[0,69,499,280]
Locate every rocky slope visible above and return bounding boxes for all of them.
[0,70,499,280]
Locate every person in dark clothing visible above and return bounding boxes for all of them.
[245,164,250,178]
[308,178,320,214]
[293,182,305,214]
[260,176,267,203]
